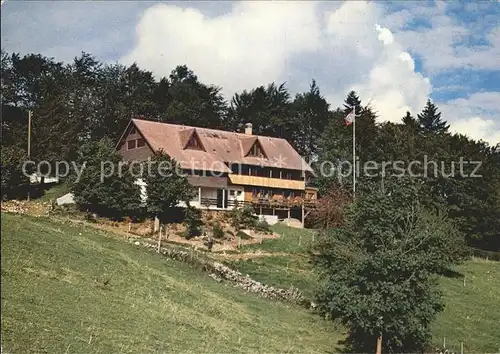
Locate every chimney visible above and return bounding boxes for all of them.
[244,123,253,135]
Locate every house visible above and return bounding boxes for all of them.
[116,118,317,221]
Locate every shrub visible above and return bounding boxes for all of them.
[183,206,202,239]
[213,222,224,239]
[230,205,257,231]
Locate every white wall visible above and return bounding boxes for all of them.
[227,186,245,202]
[258,214,279,225]
[136,179,238,210]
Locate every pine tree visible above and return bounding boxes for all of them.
[402,111,419,131]
[417,99,449,134]
[343,90,362,114]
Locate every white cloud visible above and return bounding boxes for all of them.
[439,92,500,145]
[120,0,498,144]
[321,2,431,122]
[121,1,321,96]
[387,2,500,73]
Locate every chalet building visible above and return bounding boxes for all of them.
[116,118,317,220]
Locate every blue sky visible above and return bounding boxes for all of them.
[1,0,499,144]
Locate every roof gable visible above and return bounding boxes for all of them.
[179,128,205,151]
[244,138,267,158]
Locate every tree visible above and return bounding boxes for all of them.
[401,111,419,132]
[1,146,32,200]
[70,138,142,219]
[417,99,449,134]
[143,151,194,223]
[164,65,227,129]
[183,205,202,239]
[309,184,351,229]
[230,205,258,231]
[227,82,298,142]
[311,179,466,353]
[315,91,378,193]
[291,80,330,162]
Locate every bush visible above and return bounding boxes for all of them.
[183,206,202,239]
[230,205,258,231]
[213,222,224,239]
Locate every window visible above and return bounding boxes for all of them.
[130,127,137,134]
[229,190,235,197]
[285,172,292,180]
[252,188,258,197]
[186,135,202,149]
[127,140,136,150]
[137,138,146,148]
[248,142,264,157]
[236,191,242,196]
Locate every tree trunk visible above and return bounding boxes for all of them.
[376,334,382,354]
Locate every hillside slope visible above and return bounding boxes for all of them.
[1,213,342,353]
[228,225,500,353]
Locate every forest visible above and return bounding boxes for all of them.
[1,50,499,253]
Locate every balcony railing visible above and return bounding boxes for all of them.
[198,197,317,209]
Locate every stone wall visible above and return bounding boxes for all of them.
[135,239,307,305]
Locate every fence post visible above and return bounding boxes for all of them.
[157,225,162,253]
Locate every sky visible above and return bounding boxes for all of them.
[2,0,499,145]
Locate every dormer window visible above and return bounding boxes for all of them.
[187,134,200,149]
[187,134,202,150]
[248,142,265,157]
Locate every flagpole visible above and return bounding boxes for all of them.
[352,105,356,199]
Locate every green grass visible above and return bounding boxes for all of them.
[432,259,500,353]
[232,226,500,353]
[240,223,317,254]
[1,213,342,353]
[225,255,320,299]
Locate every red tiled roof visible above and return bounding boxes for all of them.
[130,118,313,173]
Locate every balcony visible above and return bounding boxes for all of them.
[228,174,305,190]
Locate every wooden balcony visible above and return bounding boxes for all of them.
[228,174,305,190]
